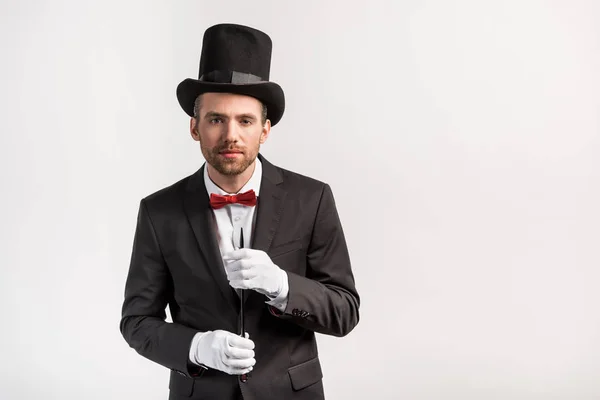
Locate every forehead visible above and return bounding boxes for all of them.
[199,92,262,115]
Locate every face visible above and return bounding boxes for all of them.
[190,92,270,176]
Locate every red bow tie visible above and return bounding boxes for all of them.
[209,189,257,209]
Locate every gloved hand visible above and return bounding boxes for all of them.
[223,248,286,298]
[191,330,255,375]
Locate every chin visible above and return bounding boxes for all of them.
[206,151,257,176]
[214,162,247,176]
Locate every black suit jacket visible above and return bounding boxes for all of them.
[120,154,360,399]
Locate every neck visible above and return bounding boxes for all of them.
[207,160,256,194]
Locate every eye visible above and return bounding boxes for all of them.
[210,118,223,124]
[241,119,252,125]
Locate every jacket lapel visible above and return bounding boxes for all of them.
[182,165,238,313]
[251,154,287,252]
[246,154,288,304]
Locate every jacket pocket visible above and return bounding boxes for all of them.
[169,371,194,397]
[288,357,323,391]
[269,238,303,259]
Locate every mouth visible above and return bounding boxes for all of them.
[219,150,243,158]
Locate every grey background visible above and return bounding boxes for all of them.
[1,0,599,399]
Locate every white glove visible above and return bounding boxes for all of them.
[191,330,255,375]
[223,248,285,297]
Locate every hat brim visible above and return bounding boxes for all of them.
[176,79,285,126]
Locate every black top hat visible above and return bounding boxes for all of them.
[176,23,285,126]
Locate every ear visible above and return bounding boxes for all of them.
[190,117,200,142]
[259,119,271,144]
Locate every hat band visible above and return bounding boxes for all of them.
[199,70,264,84]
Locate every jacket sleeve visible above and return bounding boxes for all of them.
[268,183,360,337]
[119,199,203,377]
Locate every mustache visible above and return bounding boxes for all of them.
[216,147,244,153]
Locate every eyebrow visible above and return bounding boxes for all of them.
[203,111,258,120]
[237,113,257,121]
[203,111,227,120]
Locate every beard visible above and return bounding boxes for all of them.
[201,141,259,176]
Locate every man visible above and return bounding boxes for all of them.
[120,23,360,400]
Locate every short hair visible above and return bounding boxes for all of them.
[193,94,268,125]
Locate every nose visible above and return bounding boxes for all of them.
[222,119,240,142]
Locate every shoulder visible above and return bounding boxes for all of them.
[280,166,327,191]
[262,155,329,193]
[265,160,335,209]
[139,171,196,210]
[267,161,341,224]
[267,162,333,204]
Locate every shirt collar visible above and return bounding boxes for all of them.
[203,156,262,197]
